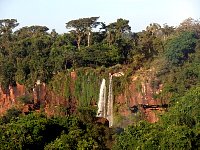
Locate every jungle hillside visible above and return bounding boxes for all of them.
[0,17,200,149]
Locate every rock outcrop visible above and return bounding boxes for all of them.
[115,68,168,123]
[0,69,167,124]
[0,82,76,116]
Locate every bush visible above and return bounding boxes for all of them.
[17,95,33,104]
[0,108,22,124]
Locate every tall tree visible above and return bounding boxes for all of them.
[106,23,116,46]
[161,23,175,40]
[0,19,19,54]
[115,18,131,39]
[105,18,131,46]
[177,18,200,37]
[146,23,161,36]
[165,31,197,66]
[0,19,19,36]
[14,25,49,38]
[66,17,100,49]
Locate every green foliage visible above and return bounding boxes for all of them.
[17,94,33,104]
[77,106,97,123]
[49,71,72,99]
[112,76,128,95]
[165,32,197,66]
[159,125,194,150]
[113,121,163,150]
[114,29,200,150]
[0,60,17,89]
[0,112,111,150]
[161,86,200,126]
[66,17,100,49]
[114,120,198,150]
[0,113,50,149]
[44,125,107,150]
[0,107,22,124]
[0,17,162,89]
[74,69,101,107]
[75,44,121,67]
[1,18,200,150]
[157,35,200,101]
[0,19,19,32]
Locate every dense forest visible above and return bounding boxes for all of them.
[0,17,200,149]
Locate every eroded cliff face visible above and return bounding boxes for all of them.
[0,69,167,124]
[0,72,77,116]
[0,83,25,115]
[115,68,168,123]
[33,82,76,116]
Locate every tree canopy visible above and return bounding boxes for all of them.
[0,17,200,149]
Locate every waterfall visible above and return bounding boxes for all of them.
[96,75,114,127]
[107,74,113,127]
[97,79,106,118]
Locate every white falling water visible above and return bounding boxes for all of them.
[107,74,113,127]
[97,79,106,118]
[96,75,114,127]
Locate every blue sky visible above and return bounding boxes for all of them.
[0,0,199,33]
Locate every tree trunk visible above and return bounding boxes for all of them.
[77,36,81,50]
[87,31,91,47]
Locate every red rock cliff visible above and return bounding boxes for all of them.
[0,82,76,116]
[115,68,168,123]
[0,69,167,123]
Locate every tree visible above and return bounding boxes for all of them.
[160,125,194,150]
[161,23,175,40]
[165,31,197,66]
[66,17,100,49]
[0,19,19,56]
[113,121,163,150]
[177,18,200,37]
[146,23,161,36]
[106,18,131,46]
[0,19,19,36]
[11,25,53,87]
[114,18,131,39]
[50,29,58,39]
[14,25,49,38]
